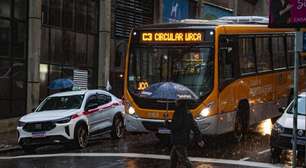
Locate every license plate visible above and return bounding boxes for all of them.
[32,132,46,138]
[158,128,171,134]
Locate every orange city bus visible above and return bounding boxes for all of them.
[123,17,306,139]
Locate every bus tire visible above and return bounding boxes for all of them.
[233,100,250,142]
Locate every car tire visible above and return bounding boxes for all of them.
[21,145,36,154]
[111,115,124,139]
[271,147,282,163]
[74,124,89,148]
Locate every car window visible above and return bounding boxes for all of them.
[288,97,306,115]
[97,94,112,106]
[85,95,98,110]
[37,95,84,111]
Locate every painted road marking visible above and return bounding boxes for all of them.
[258,149,271,155]
[0,152,282,168]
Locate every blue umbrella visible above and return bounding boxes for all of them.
[140,82,198,119]
[140,82,199,100]
[48,79,74,90]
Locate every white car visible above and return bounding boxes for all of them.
[270,92,306,161]
[17,90,125,152]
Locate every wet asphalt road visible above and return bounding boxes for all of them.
[0,119,300,167]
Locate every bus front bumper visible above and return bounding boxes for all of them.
[125,114,217,135]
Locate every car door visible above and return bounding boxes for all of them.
[95,93,114,131]
[84,94,100,133]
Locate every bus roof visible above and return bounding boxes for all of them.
[134,16,299,32]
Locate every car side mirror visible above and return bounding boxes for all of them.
[278,107,286,113]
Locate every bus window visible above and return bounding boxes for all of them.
[272,36,286,69]
[239,38,256,74]
[286,35,295,67]
[219,37,235,89]
[256,37,272,72]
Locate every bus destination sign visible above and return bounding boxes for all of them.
[140,32,203,43]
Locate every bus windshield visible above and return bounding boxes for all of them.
[128,46,214,99]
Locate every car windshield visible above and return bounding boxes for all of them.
[288,97,306,115]
[37,95,84,111]
[128,46,214,99]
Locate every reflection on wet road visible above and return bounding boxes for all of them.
[0,119,293,167]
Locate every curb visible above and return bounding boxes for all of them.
[0,145,21,153]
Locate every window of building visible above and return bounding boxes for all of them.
[239,37,256,74]
[75,0,87,33]
[256,37,272,72]
[14,0,27,20]
[49,0,62,27]
[0,19,10,58]
[0,1,27,119]
[286,35,295,67]
[272,36,286,69]
[40,0,98,99]
[62,0,74,29]
[0,0,11,18]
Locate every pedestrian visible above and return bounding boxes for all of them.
[165,99,204,168]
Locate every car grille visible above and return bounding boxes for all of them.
[23,122,56,132]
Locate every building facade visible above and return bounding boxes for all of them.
[0,0,269,133]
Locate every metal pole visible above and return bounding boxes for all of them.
[234,0,238,16]
[293,30,302,168]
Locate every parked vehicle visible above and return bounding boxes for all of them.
[270,92,306,161]
[17,90,125,153]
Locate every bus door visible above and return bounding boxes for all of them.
[217,36,238,134]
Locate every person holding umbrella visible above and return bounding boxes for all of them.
[165,98,204,168]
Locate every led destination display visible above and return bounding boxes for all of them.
[140,32,203,43]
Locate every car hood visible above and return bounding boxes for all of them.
[20,109,81,122]
[277,113,306,130]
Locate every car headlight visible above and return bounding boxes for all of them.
[55,116,72,124]
[17,121,26,127]
[128,106,136,115]
[272,122,284,134]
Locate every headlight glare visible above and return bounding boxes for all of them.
[128,106,135,115]
[200,107,210,117]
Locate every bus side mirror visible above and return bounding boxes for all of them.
[278,107,286,113]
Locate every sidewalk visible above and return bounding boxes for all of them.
[0,131,20,152]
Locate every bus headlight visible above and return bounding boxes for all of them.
[196,107,210,120]
[128,106,136,115]
[200,107,210,117]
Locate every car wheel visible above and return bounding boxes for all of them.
[22,145,36,154]
[74,124,88,148]
[111,115,124,139]
[271,147,282,163]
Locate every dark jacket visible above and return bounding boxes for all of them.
[166,105,201,145]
